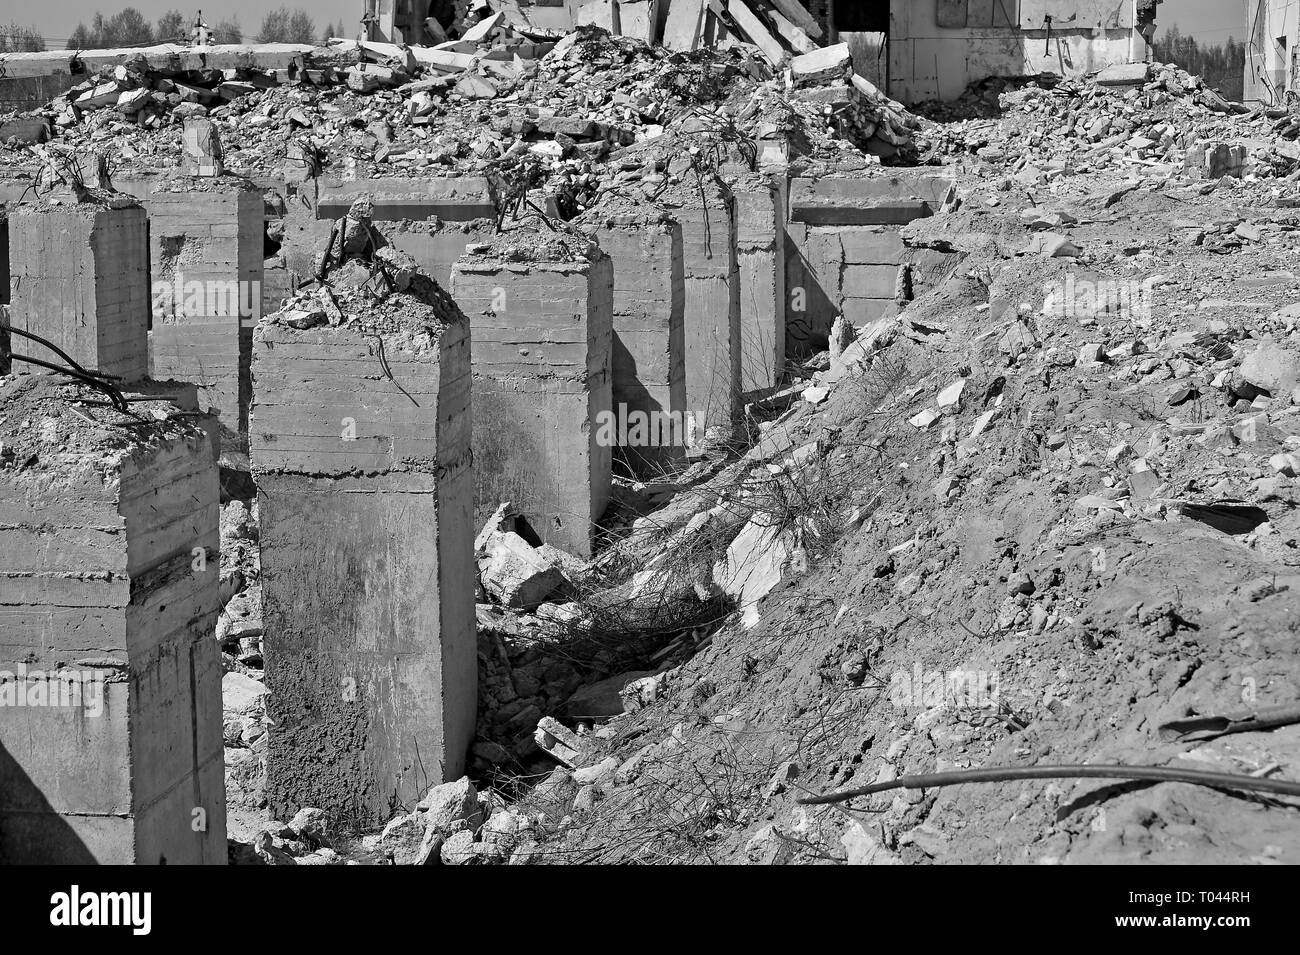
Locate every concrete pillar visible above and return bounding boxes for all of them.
[249,286,475,826]
[584,212,687,478]
[1,205,9,375]
[7,199,149,382]
[149,178,264,437]
[664,182,739,431]
[451,238,613,557]
[0,376,226,864]
[729,173,785,394]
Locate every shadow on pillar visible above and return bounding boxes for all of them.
[785,242,838,361]
[0,742,98,864]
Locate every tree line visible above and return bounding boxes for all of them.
[52,6,343,50]
[1153,25,1245,102]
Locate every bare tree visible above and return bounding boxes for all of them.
[213,16,242,44]
[156,9,186,43]
[256,6,316,44]
[0,21,46,52]
[65,7,156,49]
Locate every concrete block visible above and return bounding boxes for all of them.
[452,243,613,557]
[149,178,263,438]
[0,379,225,864]
[250,299,475,826]
[8,201,149,382]
[788,175,952,226]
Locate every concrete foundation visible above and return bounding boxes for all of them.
[583,213,687,478]
[452,237,613,557]
[7,199,149,382]
[250,288,475,826]
[785,174,955,354]
[149,178,264,437]
[663,183,739,431]
[0,377,226,864]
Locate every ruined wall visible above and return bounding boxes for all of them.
[785,174,955,354]
[1245,0,1296,104]
[250,310,475,826]
[452,249,613,556]
[149,179,264,437]
[0,382,226,864]
[7,202,149,382]
[889,0,1139,103]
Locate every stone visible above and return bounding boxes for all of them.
[790,43,852,86]
[287,807,332,846]
[380,813,428,865]
[561,670,656,719]
[572,757,619,788]
[1095,62,1151,86]
[440,830,479,865]
[418,777,480,832]
[937,379,965,409]
[222,672,268,747]
[534,716,589,767]
[1240,342,1300,396]
[475,517,568,610]
[841,822,902,864]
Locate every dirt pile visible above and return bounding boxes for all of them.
[425,80,1300,865]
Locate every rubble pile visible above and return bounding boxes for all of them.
[921,61,1299,182]
[0,7,922,200]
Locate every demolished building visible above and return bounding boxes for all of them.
[2,0,1300,872]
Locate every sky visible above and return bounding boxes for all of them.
[6,1,361,47]
[1157,0,1245,43]
[2,0,1251,49]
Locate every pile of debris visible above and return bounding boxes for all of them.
[1,4,922,196]
[921,61,1298,182]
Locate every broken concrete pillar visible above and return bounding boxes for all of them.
[148,177,264,438]
[249,279,475,826]
[664,181,739,432]
[729,173,785,394]
[7,198,149,381]
[0,376,226,864]
[582,210,688,477]
[451,234,613,557]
